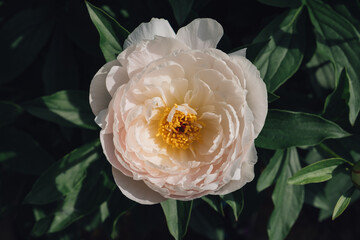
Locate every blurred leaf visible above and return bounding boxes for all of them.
[288,158,348,185]
[0,127,53,175]
[0,7,54,84]
[24,140,101,205]
[256,110,350,150]
[268,92,280,103]
[42,27,79,94]
[161,199,193,240]
[257,0,301,8]
[268,148,304,240]
[257,150,284,192]
[86,1,130,62]
[306,52,335,89]
[169,0,194,25]
[201,195,224,215]
[305,184,331,211]
[220,189,244,221]
[23,90,97,130]
[332,186,355,220]
[251,6,305,92]
[0,101,23,128]
[306,0,360,124]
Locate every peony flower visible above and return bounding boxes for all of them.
[89,18,268,204]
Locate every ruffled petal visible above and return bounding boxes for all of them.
[89,60,120,115]
[112,167,166,205]
[123,18,176,49]
[176,18,223,50]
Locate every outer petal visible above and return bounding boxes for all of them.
[176,18,223,50]
[89,60,120,115]
[229,48,247,58]
[112,167,166,205]
[123,18,176,49]
[231,55,268,137]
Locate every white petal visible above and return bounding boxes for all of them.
[89,60,120,115]
[176,18,223,50]
[232,55,268,137]
[112,167,166,205]
[105,65,129,97]
[124,18,176,49]
[229,48,247,58]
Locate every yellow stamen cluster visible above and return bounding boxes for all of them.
[157,105,204,149]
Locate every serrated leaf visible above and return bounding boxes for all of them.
[251,6,305,92]
[161,199,193,240]
[268,148,304,240]
[23,90,97,130]
[169,0,194,25]
[256,110,350,150]
[85,1,129,62]
[0,101,23,128]
[288,158,347,185]
[220,189,244,221]
[306,0,360,124]
[0,7,54,84]
[201,195,224,215]
[332,186,355,220]
[257,150,284,192]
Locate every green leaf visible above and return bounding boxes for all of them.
[24,140,101,205]
[332,186,355,220]
[0,101,23,128]
[306,0,360,124]
[85,1,130,62]
[251,6,305,92]
[305,51,335,90]
[268,92,280,103]
[268,148,304,240]
[220,189,244,221]
[23,90,97,130]
[169,0,194,25]
[42,27,79,94]
[0,127,53,175]
[257,150,284,192]
[161,200,193,240]
[0,7,54,84]
[288,158,347,185]
[257,0,301,8]
[256,110,350,150]
[201,195,224,215]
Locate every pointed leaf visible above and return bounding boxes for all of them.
[201,195,224,215]
[161,200,193,240]
[332,186,355,220]
[220,189,244,221]
[256,110,351,150]
[257,150,285,192]
[288,158,347,185]
[85,1,130,61]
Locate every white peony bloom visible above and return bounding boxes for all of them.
[89,18,268,204]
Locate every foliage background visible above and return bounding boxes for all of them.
[0,0,359,239]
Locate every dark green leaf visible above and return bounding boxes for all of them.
[251,6,305,92]
[257,0,301,8]
[0,127,53,175]
[42,27,79,94]
[306,0,360,124]
[169,0,194,25]
[201,195,224,215]
[257,150,284,192]
[268,92,280,103]
[268,148,304,240]
[220,189,244,221]
[85,1,130,62]
[288,158,347,185]
[24,140,101,205]
[161,200,193,240]
[256,110,350,150]
[305,51,335,89]
[23,90,97,130]
[0,101,23,128]
[0,7,54,84]
[332,186,355,220]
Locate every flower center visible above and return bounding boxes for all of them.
[157,104,204,149]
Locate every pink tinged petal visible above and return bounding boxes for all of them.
[232,55,268,138]
[112,167,166,204]
[214,143,257,195]
[105,65,129,97]
[123,18,176,49]
[176,18,224,50]
[89,60,121,115]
